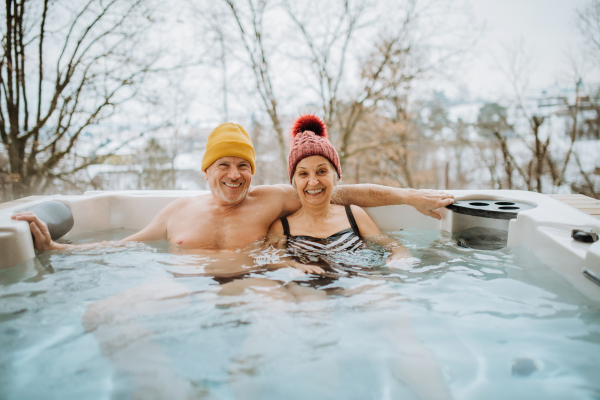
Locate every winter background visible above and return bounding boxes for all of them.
[1,0,598,200]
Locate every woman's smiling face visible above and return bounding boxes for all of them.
[293,155,337,207]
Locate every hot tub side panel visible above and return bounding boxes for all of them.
[62,194,189,237]
[0,191,206,269]
[364,205,444,231]
[0,216,36,270]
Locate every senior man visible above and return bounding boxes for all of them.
[12,122,454,252]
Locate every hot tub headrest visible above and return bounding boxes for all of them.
[22,201,74,240]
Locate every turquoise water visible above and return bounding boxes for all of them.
[0,228,599,400]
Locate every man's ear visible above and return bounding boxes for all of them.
[203,169,209,180]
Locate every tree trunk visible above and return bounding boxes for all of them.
[531,116,545,193]
[8,138,25,198]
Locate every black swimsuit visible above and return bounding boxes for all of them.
[280,205,367,267]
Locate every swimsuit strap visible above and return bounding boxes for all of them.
[280,216,291,237]
[345,205,362,238]
[282,208,361,238]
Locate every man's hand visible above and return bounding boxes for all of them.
[288,261,325,275]
[11,211,65,251]
[406,189,454,220]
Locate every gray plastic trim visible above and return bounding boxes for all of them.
[582,268,600,288]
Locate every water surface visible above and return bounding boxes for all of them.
[0,228,599,400]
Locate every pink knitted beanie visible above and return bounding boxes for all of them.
[288,115,342,183]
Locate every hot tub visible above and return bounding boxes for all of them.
[1,189,600,399]
[2,189,598,301]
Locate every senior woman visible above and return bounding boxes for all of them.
[267,115,413,275]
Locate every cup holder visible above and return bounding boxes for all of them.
[447,200,536,220]
[448,199,537,250]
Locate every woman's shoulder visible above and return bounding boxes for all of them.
[348,204,366,215]
[348,205,380,236]
[332,204,366,219]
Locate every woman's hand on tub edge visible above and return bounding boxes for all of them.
[11,211,67,251]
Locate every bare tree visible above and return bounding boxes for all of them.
[286,0,479,185]
[0,0,169,198]
[492,35,600,195]
[218,0,287,179]
[578,0,600,65]
[284,0,370,126]
[285,0,423,169]
[494,40,554,192]
[572,152,600,198]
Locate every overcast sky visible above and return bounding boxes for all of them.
[457,0,591,100]
[154,0,598,125]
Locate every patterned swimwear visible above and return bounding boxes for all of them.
[280,205,368,268]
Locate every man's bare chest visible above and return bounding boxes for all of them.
[167,207,272,249]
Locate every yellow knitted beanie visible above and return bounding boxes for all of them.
[201,123,256,174]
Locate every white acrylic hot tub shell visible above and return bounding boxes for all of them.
[1,189,599,301]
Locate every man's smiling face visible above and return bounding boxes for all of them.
[204,156,252,205]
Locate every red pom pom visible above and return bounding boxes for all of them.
[291,115,327,138]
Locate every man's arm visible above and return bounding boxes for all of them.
[334,184,454,220]
[254,184,302,219]
[11,198,178,252]
[11,211,79,251]
[119,199,174,242]
[259,183,453,220]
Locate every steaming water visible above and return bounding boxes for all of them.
[1,228,599,400]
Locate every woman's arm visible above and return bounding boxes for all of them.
[349,205,381,236]
[350,205,414,267]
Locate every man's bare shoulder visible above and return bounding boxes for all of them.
[161,194,210,214]
[248,185,295,204]
[247,184,299,217]
[250,184,294,197]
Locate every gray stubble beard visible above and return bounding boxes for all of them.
[209,180,249,204]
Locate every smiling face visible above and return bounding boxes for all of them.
[293,155,337,207]
[204,156,252,204]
